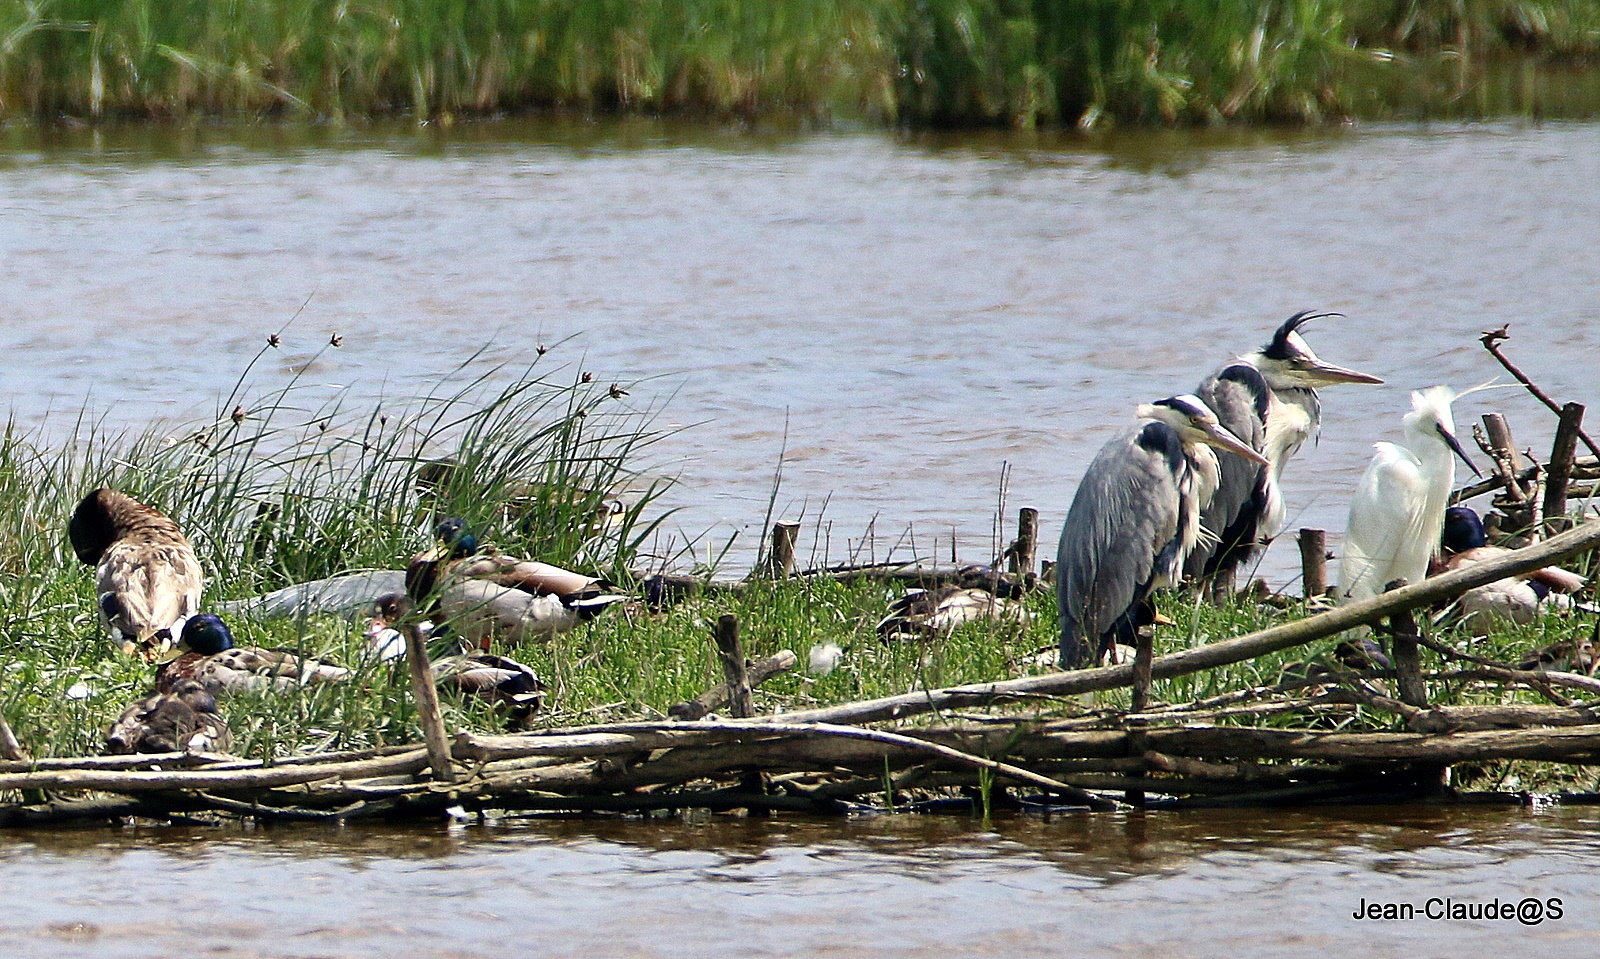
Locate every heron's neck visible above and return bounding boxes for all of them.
[1263,387,1318,480]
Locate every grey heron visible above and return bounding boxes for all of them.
[1056,395,1269,696]
[1184,312,1383,596]
[1337,386,1481,606]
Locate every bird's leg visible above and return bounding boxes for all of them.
[1207,566,1237,605]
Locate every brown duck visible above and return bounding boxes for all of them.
[69,488,203,660]
[105,679,232,755]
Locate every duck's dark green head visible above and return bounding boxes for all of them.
[181,614,236,655]
[1443,506,1487,553]
[435,518,478,559]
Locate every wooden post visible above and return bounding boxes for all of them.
[1007,508,1039,577]
[1544,402,1586,535]
[403,624,457,784]
[1131,635,1153,713]
[1298,529,1327,600]
[767,522,799,578]
[1482,413,1526,472]
[712,615,754,719]
[1385,579,1428,708]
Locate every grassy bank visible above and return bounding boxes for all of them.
[1,1,1597,126]
[0,345,1594,799]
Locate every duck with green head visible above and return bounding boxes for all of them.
[405,519,627,646]
[156,614,351,695]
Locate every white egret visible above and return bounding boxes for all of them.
[1337,386,1481,605]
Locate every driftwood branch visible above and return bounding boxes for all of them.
[1480,325,1600,459]
[1544,402,1586,532]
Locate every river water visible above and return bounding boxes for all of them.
[3,119,1599,582]
[3,119,1600,953]
[2,805,1598,958]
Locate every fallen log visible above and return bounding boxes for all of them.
[0,748,430,793]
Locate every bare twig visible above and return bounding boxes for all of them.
[1480,325,1600,459]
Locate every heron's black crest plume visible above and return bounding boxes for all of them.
[1261,310,1345,360]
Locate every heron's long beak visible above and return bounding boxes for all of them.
[1304,359,1383,386]
[1201,423,1271,466]
[1437,424,1482,478]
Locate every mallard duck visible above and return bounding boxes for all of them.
[105,679,232,755]
[406,519,627,644]
[877,585,1029,641]
[368,593,546,727]
[1437,507,1586,629]
[156,614,351,695]
[1518,636,1598,675]
[1335,637,1392,671]
[69,488,203,660]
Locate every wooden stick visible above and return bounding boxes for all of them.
[763,521,1600,727]
[1007,508,1039,576]
[1454,456,1600,504]
[0,709,30,763]
[1385,579,1428,708]
[1131,637,1153,713]
[711,615,754,719]
[1545,402,1586,534]
[0,749,430,793]
[1298,528,1327,599]
[467,720,1122,810]
[1478,415,1532,529]
[668,650,798,720]
[403,624,456,784]
[1481,324,1600,459]
[768,522,800,577]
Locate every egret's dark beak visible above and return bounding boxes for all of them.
[1201,422,1271,466]
[1304,359,1383,386]
[1437,424,1482,477]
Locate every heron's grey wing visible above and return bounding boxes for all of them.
[1057,423,1184,663]
[1185,363,1270,578]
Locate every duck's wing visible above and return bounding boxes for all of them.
[439,579,581,644]
[1528,564,1587,594]
[453,554,601,597]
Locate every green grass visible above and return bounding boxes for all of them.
[0,0,1597,126]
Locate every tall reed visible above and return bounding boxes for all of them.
[1,0,1595,125]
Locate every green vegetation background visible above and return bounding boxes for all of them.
[2,1,1597,125]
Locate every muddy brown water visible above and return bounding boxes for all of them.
[2,120,1600,953]
[2,806,1598,957]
